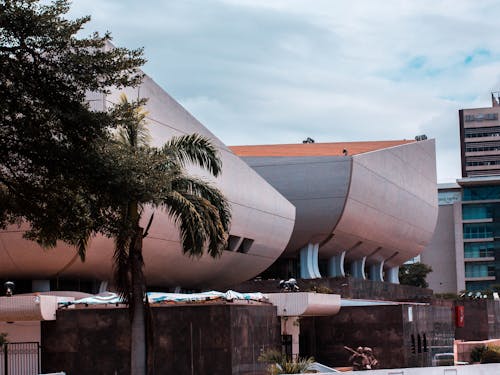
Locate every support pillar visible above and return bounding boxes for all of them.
[327,251,346,277]
[300,243,321,279]
[350,257,366,280]
[368,261,384,282]
[386,266,400,284]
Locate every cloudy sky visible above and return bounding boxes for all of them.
[69,0,500,182]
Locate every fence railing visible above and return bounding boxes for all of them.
[0,342,40,375]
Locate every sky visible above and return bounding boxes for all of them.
[69,0,500,182]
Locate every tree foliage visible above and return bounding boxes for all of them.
[399,262,433,288]
[0,0,145,253]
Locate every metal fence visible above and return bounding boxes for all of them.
[0,342,40,375]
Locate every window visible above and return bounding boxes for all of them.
[463,186,500,201]
[237,238,254,253]
[462,205,492,220]
[463,223,493,239]
[465,262,495,278]
[464,242,495,258]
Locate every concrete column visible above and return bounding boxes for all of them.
[300,243,321,279]
[386,266,400,284]
[327,251,346,277]
[312,243,321,278]
[32,280,50,292]
[369,261,384,282]
[350,257,366,279]
[281,316,300,360]
[98,281,109,293]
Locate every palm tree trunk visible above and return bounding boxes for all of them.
[130,226,146,375]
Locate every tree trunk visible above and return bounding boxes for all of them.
[130,227,146,375]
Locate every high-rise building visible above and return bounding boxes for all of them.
[460,92,500,177]
[424,93,500,292]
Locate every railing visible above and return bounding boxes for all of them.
[0,342,40,375]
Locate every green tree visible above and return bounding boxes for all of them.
[1,2,231,374]
[110,95,231,374]
[399,263,433,288]
[0,0,144,252]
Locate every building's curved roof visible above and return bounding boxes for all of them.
[234,139,438,269]
[230,140,415,157]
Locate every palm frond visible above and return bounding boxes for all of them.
[114,94,151,149]
[163,134,222,177]
[162,191,209,258]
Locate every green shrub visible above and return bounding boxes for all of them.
[480,346,500,364]
[258,349,315,374]
[470,345,486,363]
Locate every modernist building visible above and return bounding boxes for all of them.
[231,139,439,283]
[0,74,296,293]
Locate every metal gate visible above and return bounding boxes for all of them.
[0,342,40,375]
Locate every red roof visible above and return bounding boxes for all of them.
[229,140,415,157]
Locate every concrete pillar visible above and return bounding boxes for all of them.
[300,243,321,279]
[32,280,50,292]
[327,251,346,277]
[98,281,109,293]
[386,266,400,284]
[281,316,300,360]
[369,261,384,282]
[350,257,366,279]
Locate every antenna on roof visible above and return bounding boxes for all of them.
[302,137,315,144]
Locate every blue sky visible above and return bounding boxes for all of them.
[69,0,500,182]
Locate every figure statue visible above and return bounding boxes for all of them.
[344,345,378,371]
[279,278,299,292]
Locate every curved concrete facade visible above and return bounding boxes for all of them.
[0,75,296,289]
[234,140,438,274]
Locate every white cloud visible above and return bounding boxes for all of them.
[68,0,500,181]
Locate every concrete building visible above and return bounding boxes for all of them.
[460,92,500,177]
[231,139,439,283]
[423,178,500,292]
[424,92,500,293]
[0,73,296,293]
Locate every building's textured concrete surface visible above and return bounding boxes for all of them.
[0,73,296,289]
[41,304,280,375]
[240,140,438,268]
[421,204,459,293]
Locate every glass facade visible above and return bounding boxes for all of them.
[462,204,492,220]
[461,192,500,290]
[465,263,495,278]
[463,186,500,201]
[464,242,495,258]
[463,223,493,239]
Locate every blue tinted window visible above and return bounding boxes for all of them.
[464,242,495,258]
[463,187,500,201]
[463,223,493,239]
[462,205,492,220]
[465,263,495,277]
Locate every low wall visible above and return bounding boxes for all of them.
[232,277,433,302]
[455,339,500,363]
[300,363,500,375]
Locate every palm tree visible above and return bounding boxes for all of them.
[110,95,231,375]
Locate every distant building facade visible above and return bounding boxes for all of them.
[460,92,500,177]
[424,92,500,292]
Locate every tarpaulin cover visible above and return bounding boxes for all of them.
[62,290,267,306]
